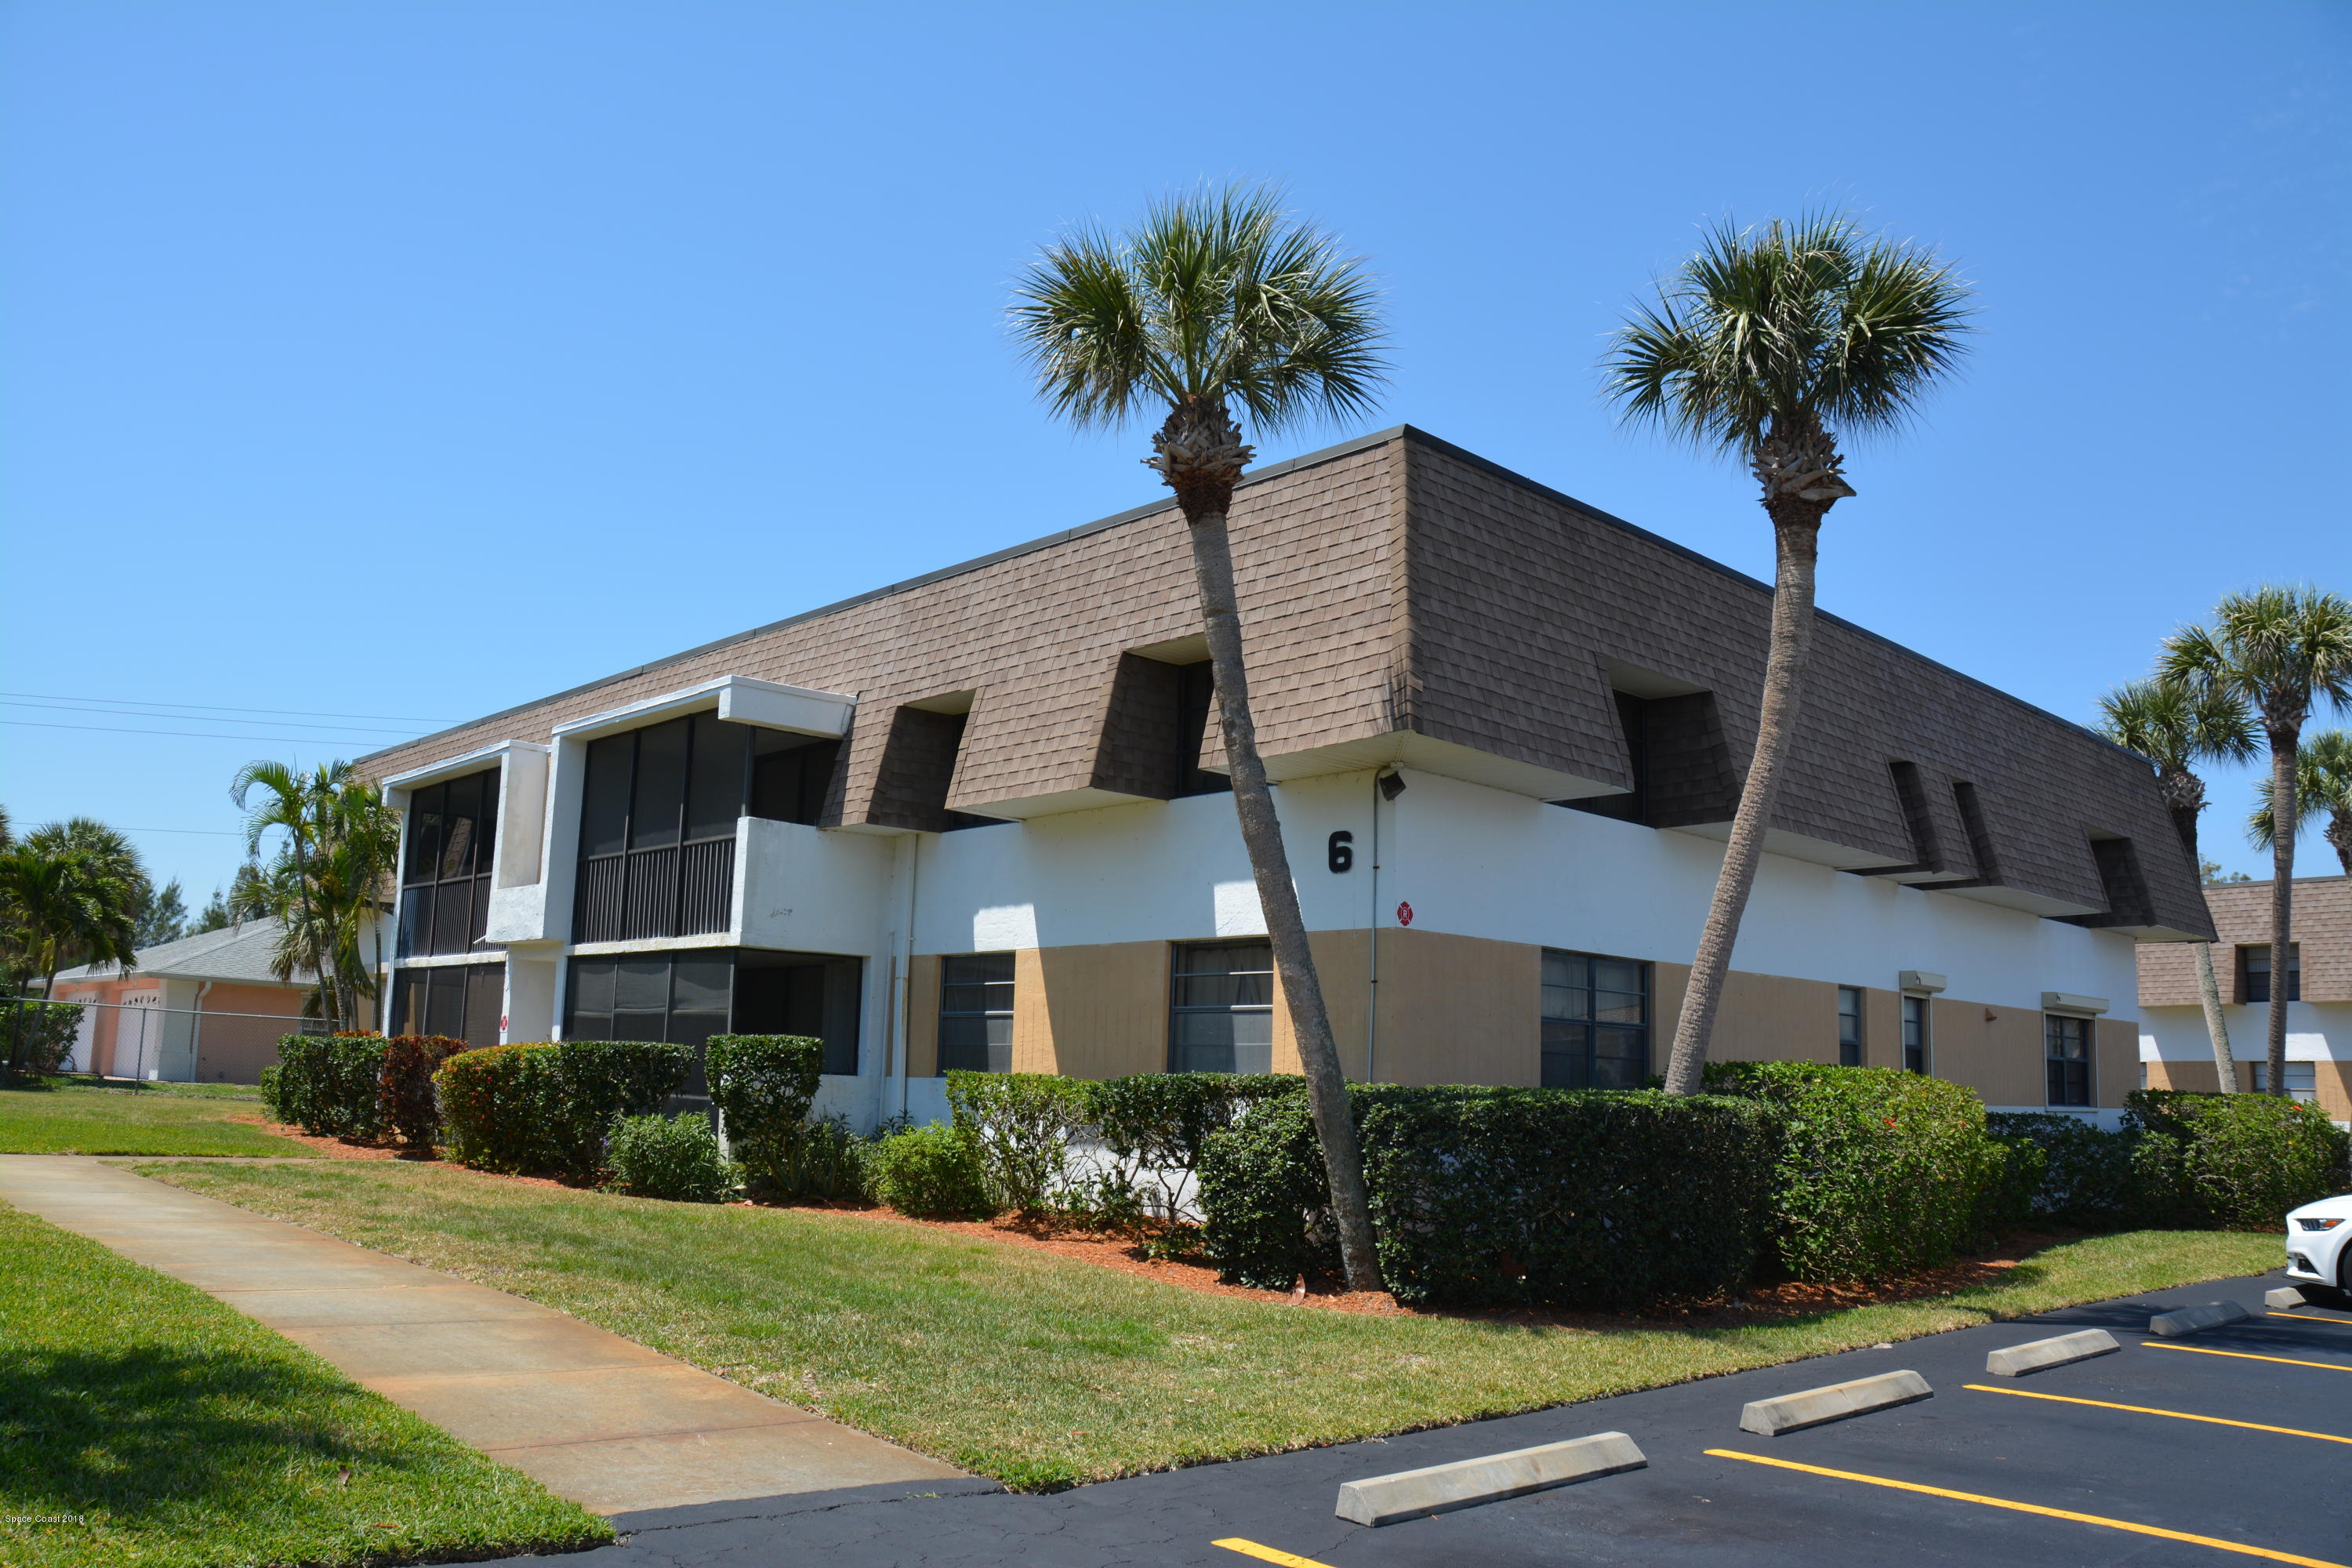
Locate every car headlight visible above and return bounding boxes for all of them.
[2298,1218,2346,1232]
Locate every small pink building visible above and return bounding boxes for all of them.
[48,920,318,1083]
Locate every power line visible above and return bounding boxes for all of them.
[2,699,428,738]
[118,827,246,837]
[0,691,458,724]
[2,719,364,746]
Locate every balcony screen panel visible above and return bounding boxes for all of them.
[615,956,670,1014]
[430,877,473,956]
[397,884,433,959]
[581,736,633,858]
[678,839,733,936]
[569,956,616,1018]
[462,966,503,1048]
[750,732,840,826]
[440,771,481,880]
[686,713,747,843]
[573,856,624,943]
[467,873,491,947]
[622,848,680,940]
[404,787,444,882]
[630,718,688,850]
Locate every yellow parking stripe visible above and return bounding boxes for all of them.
[1963,1384,2352,1445]
[1214,1539,1339,1568]
[2270,1311,2352,1327]
[2145,1342,2352,1372]
[1705,1449,2347,1567]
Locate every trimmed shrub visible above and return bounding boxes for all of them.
[271,1033,390,1139]
[436,1040,689,1178]
[1703,1062,2011,1282]
[780,1115,871,1201]
[866,1124,993,1218]
[1987,1112,2140,1230]
[1200,1083,1777,1308]
[378,1034,467,1152]
[2125,1089,2351,1230]
[705,1034,826,1195]
[2,1000,84,1078]
[1087,1072,1302,1222]
[258,1064,285,1122]
[946,1071,1092,1214]
[605,1112,735,1203]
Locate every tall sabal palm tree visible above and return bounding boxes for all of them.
[2164,587,2352,1094]
[1602,213,1973,1094]
[2251,729,2352,877]
[1011,183,1390,1290]
[2098,677,2258,1088]
[24,818,154,967]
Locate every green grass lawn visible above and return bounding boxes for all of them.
[0,1077,310,1156]
[0,1201,610,1568]
[143,1159,2281,1490]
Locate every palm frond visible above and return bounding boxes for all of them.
[1601,209,1975,459]
[1010,181,1388,442]
[2097,676,2259,771]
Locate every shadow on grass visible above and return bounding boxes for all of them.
[0,1345,433,1520]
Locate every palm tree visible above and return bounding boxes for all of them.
[2098,677,2258,1088]
[1602,213,1974,1094]
[231,760,400,1030]
[24,818,154,964]
[1011,183,1390,1290]
[2251,729,2352,877]
[2164,587,2352,1094]
[0,841,138,1080]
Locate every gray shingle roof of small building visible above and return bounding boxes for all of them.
[53,919,314,987]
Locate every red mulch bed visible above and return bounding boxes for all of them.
[223,1114,2069,1328]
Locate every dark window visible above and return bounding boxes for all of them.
[1170,940,1273,1073]
[1562,693,1650,823]
[750,730,840,826]
[938,953,1014,1073]
[1174,662,1232,797]
[397,768,499,958]
[2045,1013,2093,1106]
[2242,945,2301,1004]
[574,716,757,942]
[1902,995,1929,1074]
[1838,986,1864,1067]
[731,949,864,1074]
[2250,1062,2318,1102]
[1541,949,1650,1089]
[389,961,503,1048]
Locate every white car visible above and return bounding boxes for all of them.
[2285,1192,2352,1299]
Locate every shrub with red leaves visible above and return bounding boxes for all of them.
[378,1034,469,1152]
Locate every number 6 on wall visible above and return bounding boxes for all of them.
[1327,830,1354,873]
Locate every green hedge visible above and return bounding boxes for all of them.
[946,1071,1094,1215]
[866,1124,992,1218]
[706,1035,826,1196]
[2,999,84,1078]
[271,1033,390,1140]
[1200,1083,1777,1308]
[606,1112,735,1203]
[436,1040,689,1179]
[2125,1089,2350,1229]
[1987,1112,2140,1229]
[1089,1072,1301,1221]
[378,1035,468,1152]
[1704,1062,2013,1281]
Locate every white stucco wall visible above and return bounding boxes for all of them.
[2140,1001,2347,1062]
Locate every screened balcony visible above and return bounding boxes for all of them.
[572,711,838,943]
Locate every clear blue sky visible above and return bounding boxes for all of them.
[2,1,2346,904]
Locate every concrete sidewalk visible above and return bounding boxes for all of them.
[0,1154,974,1515]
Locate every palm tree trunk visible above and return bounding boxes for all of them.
[2168,805,2236,1091]
[1186,508,1385,1294]
[2194,944,2236,1091]
[2266,731,2297,1094]
[1662,514,1820,1095]
[2327,809,2352,877]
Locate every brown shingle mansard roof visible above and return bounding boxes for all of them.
[2140,877,2350,1006]
[360,426,2212,942]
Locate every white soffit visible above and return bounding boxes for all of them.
[552,676,857,742]
[384,739,548,793]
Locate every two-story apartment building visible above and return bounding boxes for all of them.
[357,426,2210,1127]
[2140,877,2352,1122]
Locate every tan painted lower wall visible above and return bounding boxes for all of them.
[935,929,2138,1111]
[1012,941,1171,1080]
[1351,927,1544,1088]
[906,954,942,1079]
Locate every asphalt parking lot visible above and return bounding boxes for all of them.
[514,1270,2352,1568]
